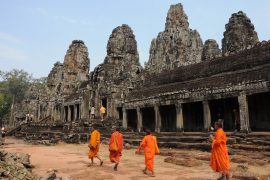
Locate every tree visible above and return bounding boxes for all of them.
[0,69,32,126]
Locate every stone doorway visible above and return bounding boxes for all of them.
[248,92,270,131]
[160,105,176,132]
[209,97,238,131]
[101,98,107,109]
[64,106,68,122]
[142,107,155,132]
[183,102,204,131]
[117,107,123,120]
[127,109,137,131]
[70,106,75,121]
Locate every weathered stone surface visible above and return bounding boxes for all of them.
[232,172,259,180]
[145,3,203,73]
[164,157,202,167]
[0,150,34,180]
[222,11,259,56]
[40,169,58,180]
[48,40,90,96]
[90,24,141,118]
[202,39,221,61]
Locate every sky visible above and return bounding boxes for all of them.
[0,0,270,78]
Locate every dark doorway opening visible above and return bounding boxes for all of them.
[101,98,107,109]
[64,106,68,122]
[142,107,155,132]
[117,107,123,120]
[248,92,270,131]
[183,102,204,131]
[160,105,176,132]
[70,106,74,121]
[127,109,137,131]
[209,98,238,131]
[76,104,80,120]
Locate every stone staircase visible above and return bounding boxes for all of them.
[100,131,270,152]
[7,116,270,152]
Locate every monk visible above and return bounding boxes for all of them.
[210,120,230,180]
[88,126,103,166]
[109,127,123,171]
[136,130,160,177]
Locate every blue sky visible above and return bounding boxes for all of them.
[1,0,270,78]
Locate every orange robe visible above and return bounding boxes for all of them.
[210,128,230,173]
[88,130,100,158]
[138,135,160,172]
[109,131,123,162]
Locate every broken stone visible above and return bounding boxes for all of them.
[232,172,259,180]
[124,143,132,150]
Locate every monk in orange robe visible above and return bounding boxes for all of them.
[109,127,123,171]
[88,126,103,166]
[136,130,160,177]
[210,120,230,180]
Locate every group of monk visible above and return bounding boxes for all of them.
[88,119,230,179]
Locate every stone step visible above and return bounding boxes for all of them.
[230,144,270,152]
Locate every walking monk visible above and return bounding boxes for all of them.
[136,130,160,177]
[88,126,103,166]
[109,127,123,171]
[210,120,230,180]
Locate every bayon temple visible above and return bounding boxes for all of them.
[9,4,270,149]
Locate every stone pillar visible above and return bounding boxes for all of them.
[37,104,41,121]
[74,105,78,121]
[175,103,184,131]
[238,93,250,132]
[136,107,142,132]
[122,107,127,129]
[60,106,64,122]
[203,100,211,131]
[154,105,161,132]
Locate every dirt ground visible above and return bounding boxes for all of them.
[2,137,270,180]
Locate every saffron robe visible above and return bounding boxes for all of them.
[88,130,100,158]
[109,131,123,162]
[138,134,160,172]
[210,128,230,173]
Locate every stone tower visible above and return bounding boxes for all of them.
[145,3,203,73]
[91,24,141,118]
[202,39,221,61]
[47,40,90,96]
[222,11,259,56]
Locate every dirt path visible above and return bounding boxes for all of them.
[2,137,268,180]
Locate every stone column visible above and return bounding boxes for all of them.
[37,104,41,121]
[203,100,211,131]
[122,107,127,129]
[154,105,161,132]
[74,105,78,121]
[175,103,184,131]
[136,107,142,132]
[238,93,250,132]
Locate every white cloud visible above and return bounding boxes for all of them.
[0,44,28,61]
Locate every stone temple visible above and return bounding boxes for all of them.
[9,3,270,150]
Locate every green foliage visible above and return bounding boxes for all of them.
[0,69,32,122]
[0,69,32,103]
